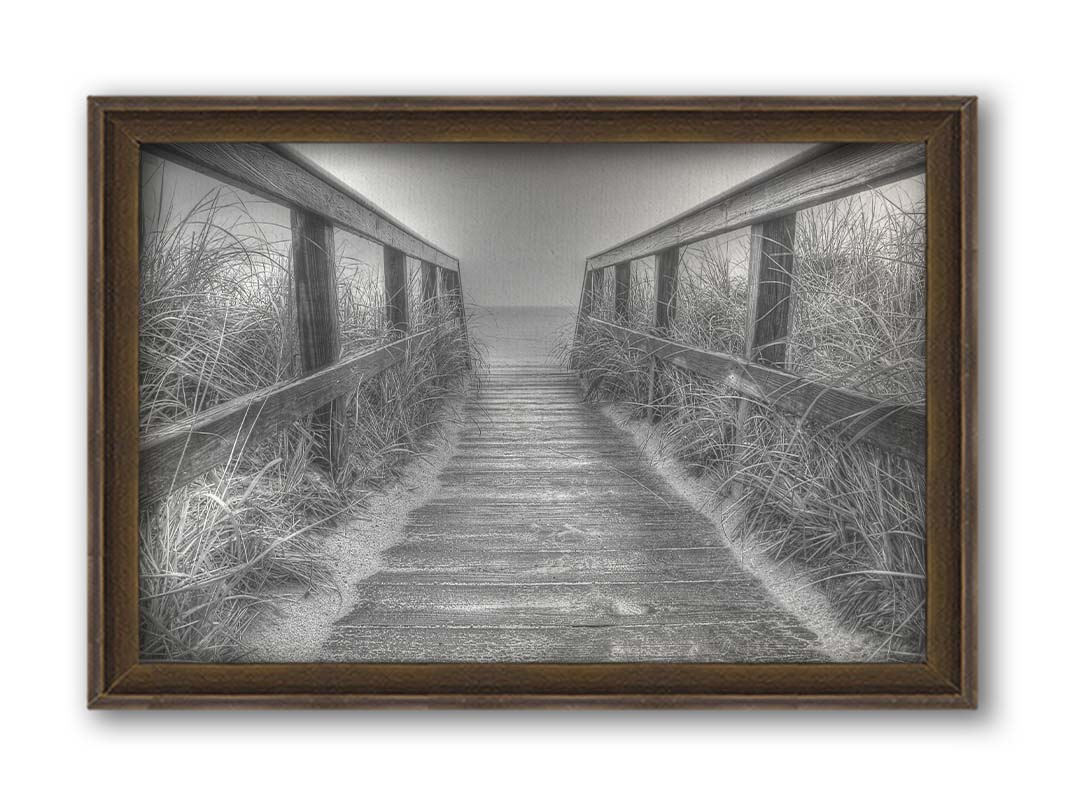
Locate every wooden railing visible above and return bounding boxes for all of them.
[140,143,470,506]
[575,142,926,465]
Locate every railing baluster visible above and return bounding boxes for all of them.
[590,269,605,316]
[453,268,472,367]
[649,247,680,419]
[614,261,631,323]
[290,209,345,474]
[745,215,797,368]
[441,268,459,314]
[578,268,595,318]
[420,260,439,318]
[383,245,409,335]
[654,249,680,331]
[734,214,797,494]
[438,267,472,365]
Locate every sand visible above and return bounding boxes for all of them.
[239,393,466,662]
[241,304,869,662]
[599,404,877,662]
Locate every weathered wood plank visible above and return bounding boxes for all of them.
[367,545,738,584]
[143,142,459,270]
[324,622,821,663]
[139,331,430,506]
[290,210,344,471]
[383,246,409,334]
[587,143,924,270]
[342,581,793,627]
[614,261,631,323]
[587,317,925,462]
[400,525,716,552]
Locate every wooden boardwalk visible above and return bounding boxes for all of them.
[323,360,823,662]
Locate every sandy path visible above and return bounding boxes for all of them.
[239,394,466,662]
[599,404,877,661]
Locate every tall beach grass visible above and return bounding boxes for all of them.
[139,175,475,661]
[567,180,926,660]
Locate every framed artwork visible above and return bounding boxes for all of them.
[88,96,977,708]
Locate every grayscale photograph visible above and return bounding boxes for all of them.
[138,141,926,664]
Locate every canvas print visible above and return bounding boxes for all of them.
[138,141,926,664]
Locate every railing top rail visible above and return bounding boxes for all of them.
[270,144,460,267]
[144,142,460,271]
[586,142,924,270]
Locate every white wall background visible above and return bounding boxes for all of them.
[0,1,1058,797]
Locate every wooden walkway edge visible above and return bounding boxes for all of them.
[323,366,823,662]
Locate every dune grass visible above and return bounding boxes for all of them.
[567,181,926,660]
[138,183,476,662]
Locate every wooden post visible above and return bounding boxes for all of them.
[437,267,471,365]
[383,245,409,335]
[441,268,459,314]
[614,261,631,323]
[654,248,680,331]
[590,268,605,316]
[648,247,680,419]
[570,266,595,368]
[578,268,595,318]
[454,266,472,368]
[290,208,344,473]
[745,215,797,367]
[420,260,439,318]
[733,214,797,496]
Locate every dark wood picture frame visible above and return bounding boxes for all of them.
[88,96,977,709]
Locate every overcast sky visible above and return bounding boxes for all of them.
[292,143,813,307]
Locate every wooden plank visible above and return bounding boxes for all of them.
[587,317,925,463]
[376,544,737,579]
[587,143,924,270]
[383,246,409,334]
[614,261,631,323]
[341,581,799,627]
[143,142,459,271]
[290,210,344,471]
[139,332,430,506]
[325,622,822,664]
